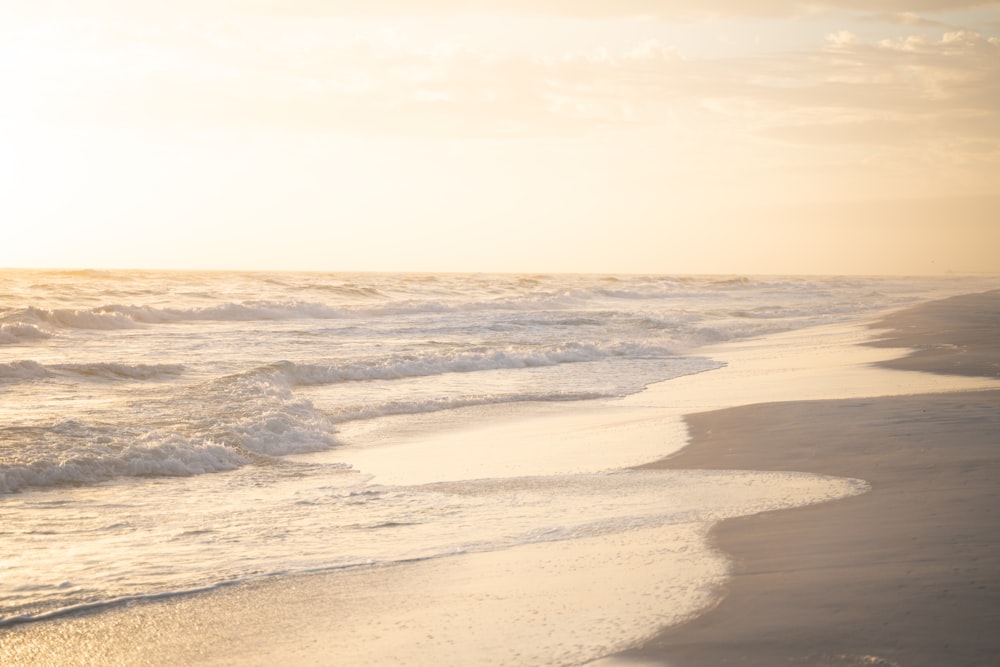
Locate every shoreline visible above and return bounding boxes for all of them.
[613,289,1000,666]
[2,290,998,665]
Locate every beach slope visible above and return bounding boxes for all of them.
[619,290,1000,666]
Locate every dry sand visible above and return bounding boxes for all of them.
[615,289,1000,666]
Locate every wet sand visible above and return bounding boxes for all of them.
[617,289,1000,666]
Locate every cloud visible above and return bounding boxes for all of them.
[826,30,862,47]
[860,11,961,28]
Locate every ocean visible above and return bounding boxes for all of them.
[2,270,997,660]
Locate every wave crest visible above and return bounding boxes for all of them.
[0,360,50,382]
[16,307,140,330]
[0,324,52,344]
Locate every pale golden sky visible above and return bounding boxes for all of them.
[2,1,998,274]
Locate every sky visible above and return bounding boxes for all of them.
[1,1,999,275]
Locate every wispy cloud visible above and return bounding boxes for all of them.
[859,11,961,29]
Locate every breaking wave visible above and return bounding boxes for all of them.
[0,435,246,495]
[6,307,140,330]
[0,323,51,344]
[0,360,50,382]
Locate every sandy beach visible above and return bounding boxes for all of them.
[7,0,1000,661]
[1,288,998,666]
[617,289,1000,666]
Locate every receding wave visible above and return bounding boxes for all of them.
[0,583,241,629]
[0,548,426,629]
[328,391,609,423]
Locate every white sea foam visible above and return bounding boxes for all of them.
[0,436,246,495]
[1,373,341,492]
[0,468,868,629]
[0,409,334,494]
[218,393,340,457]
[323,391,608,423]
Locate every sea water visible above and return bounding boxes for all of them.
[1,271,996,655]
